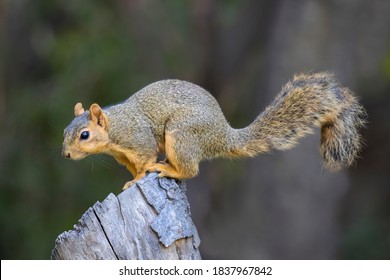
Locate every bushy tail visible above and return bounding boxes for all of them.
[231,72,366,170]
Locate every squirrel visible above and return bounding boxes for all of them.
[62,72,366,190]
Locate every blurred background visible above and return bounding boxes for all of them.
[1,0,390,259]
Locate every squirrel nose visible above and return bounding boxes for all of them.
[62,150,71,158]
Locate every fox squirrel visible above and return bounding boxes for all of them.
[62,72,366,190]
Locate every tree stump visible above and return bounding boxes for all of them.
[51,173,201,260]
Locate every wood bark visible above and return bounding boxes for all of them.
[51,173,201,260]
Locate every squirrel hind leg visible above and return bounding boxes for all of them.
[147,130,200,180]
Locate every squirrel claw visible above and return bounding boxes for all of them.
[122,180,136,190]
[157,172,167,178]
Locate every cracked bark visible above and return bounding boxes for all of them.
[51,173,201,260]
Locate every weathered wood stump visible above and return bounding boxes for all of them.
[51,173,201,260]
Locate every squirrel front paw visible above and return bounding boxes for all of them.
[122,177,143,190]
[122,180,137,190]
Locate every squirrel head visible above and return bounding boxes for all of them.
[62,103,110,160]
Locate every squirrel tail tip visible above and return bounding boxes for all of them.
[320,92,367,170]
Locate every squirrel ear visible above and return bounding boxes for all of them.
[89,103,108,130]
[74,103,85,116]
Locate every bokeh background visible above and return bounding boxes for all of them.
[1,0,390,259]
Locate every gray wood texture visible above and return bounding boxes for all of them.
[51,173,201,260]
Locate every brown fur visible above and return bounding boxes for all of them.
[62,73,366,189]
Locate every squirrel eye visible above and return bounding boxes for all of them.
[80,131,90,140]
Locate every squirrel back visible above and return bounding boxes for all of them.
[63,72,366,189]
